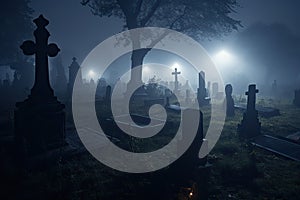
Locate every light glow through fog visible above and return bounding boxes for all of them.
[214,49,234,65]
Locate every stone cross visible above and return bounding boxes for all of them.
[171,68,181,92]
[245,84,259,112]
[20,15,60,99]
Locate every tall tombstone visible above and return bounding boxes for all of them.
[238,84,261,138]
[224,84,235,117]
[14,15,66,154]
[167,108,208,195]
[293,89,300,107]
[197,71,210,106]
[68,57,82,98]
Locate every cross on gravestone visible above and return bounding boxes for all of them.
[237,84,261,139]
[246,84,259,112]
[20,15,60,99]
[172,68,181,92]
[15,15,65,155]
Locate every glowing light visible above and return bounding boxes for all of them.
[143,65,150,73]
[189,192,193,197]
[172,62,180,69]
[88,70,95,77]
[214,49,234,65]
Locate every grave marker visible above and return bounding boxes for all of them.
[225,84,235,117]
[171,68,181,94]
[238,84,261,138]
[15,15,66,154]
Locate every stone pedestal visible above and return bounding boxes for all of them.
[238,109,261,138]
[15,96,65,154]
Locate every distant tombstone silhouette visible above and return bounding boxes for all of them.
[197,71,210,106]
[15,15,66,154]
[68,57,82,98]
[105,85,112,104]
[238,84,261,138]
[224,84,235,117]
[294,89,300,107]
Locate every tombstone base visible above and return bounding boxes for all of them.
[14,96,66,155]
[237,111,261,138]
[197,97,211,107]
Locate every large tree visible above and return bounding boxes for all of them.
[82,0,241,84]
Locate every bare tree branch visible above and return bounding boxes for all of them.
[140,0,161,26]
[134,0,143,18]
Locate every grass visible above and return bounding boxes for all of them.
[0,102,300,199]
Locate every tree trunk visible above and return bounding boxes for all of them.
[129,48,150,85]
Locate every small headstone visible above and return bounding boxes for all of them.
[15,15,66,154]
[224,84,235,117]
[293,89,300,107]
[238,84,261,138]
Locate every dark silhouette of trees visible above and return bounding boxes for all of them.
[0,0,34,92]
[0,0,34,66]
[81,0,241,83]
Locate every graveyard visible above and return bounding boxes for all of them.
[1,1,300,200]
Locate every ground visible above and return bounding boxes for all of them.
[0,100,299,200]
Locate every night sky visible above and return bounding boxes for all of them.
[30,0,300,64]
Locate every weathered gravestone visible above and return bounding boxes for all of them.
[14,15,66,154]
[238,84,261,138]
[293,89,300,107]
[225,84,235,117]
[197,71,210,106]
